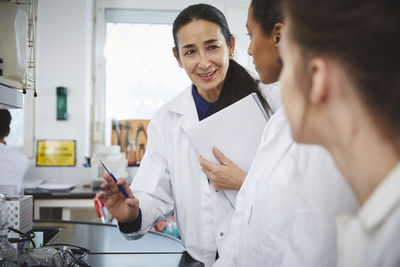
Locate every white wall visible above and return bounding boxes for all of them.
[25,0,93,185]
[25,0,253,185]
[36,0,93,162]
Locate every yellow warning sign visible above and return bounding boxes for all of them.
[36,140,76,167]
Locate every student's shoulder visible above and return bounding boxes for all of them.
[266,107,289,133]
[258,82,281,112]
[0,144,28,164]
[259,107,293,148]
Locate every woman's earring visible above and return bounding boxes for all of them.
[179,63,183,67]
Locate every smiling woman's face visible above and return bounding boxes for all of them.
[174,19,233,102]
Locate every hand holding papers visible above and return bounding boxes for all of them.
[199,146,247,191]
[187,93,269,206]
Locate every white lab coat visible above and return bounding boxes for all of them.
[0,143,29,193]
[337,163,400,267]
[121,83,278,267]
[215,107,358,267]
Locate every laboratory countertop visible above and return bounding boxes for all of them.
[34,220,200,267]
[25,186,97,199]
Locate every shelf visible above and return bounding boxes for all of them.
[0,82,23,109]
[0,76,24,90]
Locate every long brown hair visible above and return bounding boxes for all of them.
[283,0,400,146]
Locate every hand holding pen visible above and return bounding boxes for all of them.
[96,161,140,223]
[100,161,130,198]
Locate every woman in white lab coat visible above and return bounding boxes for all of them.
[211,0,358,266]
[0,109,29,194]
[97,4,275,266]
[279,0,400,266]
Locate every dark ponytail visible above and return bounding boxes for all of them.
[173,4,268,112]
[216,60,269,112]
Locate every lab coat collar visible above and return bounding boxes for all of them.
[165,82,282,115]
[164,85,194,115]
[265,81,281,113]
[164,85,199,133]
[359,163,400,231]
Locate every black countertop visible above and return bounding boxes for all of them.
[34,220,200,267]
[25,186,97,199]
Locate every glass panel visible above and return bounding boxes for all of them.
[6,109,24,148]
[106,9,178,24]
[104,21,191,143]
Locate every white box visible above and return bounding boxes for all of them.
[6,195,33,235]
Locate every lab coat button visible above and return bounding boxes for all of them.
[220,232,224,236]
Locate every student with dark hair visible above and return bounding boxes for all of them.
[0,110,11,139]
[214,0,357,266]
[280,0,400,266]
[97,4,280,266]
[0,109,29,193]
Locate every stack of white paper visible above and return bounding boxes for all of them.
[36,183,75,191]
[186,93,269,205]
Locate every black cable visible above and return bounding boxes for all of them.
[66,249,90,267]
[43,243,89,253]
[42,243,90,267]
[7,226,36,248]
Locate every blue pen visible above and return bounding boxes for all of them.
[100,161,130,198]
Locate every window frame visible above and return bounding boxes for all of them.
[92,1,252,155]
[6,96,35,158]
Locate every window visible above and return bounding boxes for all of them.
[102,9,191,144]
[6,109,24,148]
[94,3,254,149]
